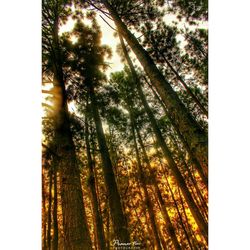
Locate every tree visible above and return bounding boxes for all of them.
[42,0,92,248]
[117,33,208,241]
[60,19,130,243]
[100,0,208,172]
[140,21,208,117]
[84,113,107,250]
[42,0,208,248]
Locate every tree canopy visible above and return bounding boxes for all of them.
[42,0,208,249]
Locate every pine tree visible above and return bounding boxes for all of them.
[100,0,208,172]
[42,1,92,248]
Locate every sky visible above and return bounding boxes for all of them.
[59,12,124,75]
[54,13,123,114]
[59,6,209,79]
[53,6,209,115]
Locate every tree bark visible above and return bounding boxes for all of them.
[155,150,198,249]
[47,169,53,250]
[136,81,208,241]
[88,84,130,243]
[177,187,206,249]
[50,14,92,249]
[150,38,208,117]
[85,115,107,250]
[124,87,180,249]
[102,0,208,172]
[53,168,58,250]
[143,75,208,184]
[42,169,47,250]
[134,125,181,250]
[118,33,208,241]
[57,128,92,249]
[129,111,163,250]
[168,132,208,215]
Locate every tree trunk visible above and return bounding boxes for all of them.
[57,127,92,249]
[143,75,208,184]
[106,209,110,250]
[177,187,206,249]
[102,0,207,171]
[85,115,107,250]
[136,87,208,241]
[131,198,149,248]
[150,39,208,117]
[124,84,180,248]
[168,133,208,216]
[51,16,92,249]
[118,33,208,241]
[163,169,196,250]
[133,123,181,250]
[129,112,162,250]
[88,84,130,243]
[47,169,53,250]
[53,169,58,250]
[155,150,197,249]
[42,169,47,250]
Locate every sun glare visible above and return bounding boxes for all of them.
[59,17,76,35]
[68,101,76,113]
[70,35,78,44]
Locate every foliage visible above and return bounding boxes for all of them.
[42,0,208,249]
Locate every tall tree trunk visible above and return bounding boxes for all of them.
[106,208,110,250]
[143,75,208,184]
[168,132,208,217]
[184,32,208,59]
[156,153,197,250]
[129,112,162,250]
[133,123,181,250]
[130,198,149,248]
[165,168,197,249]
[177,187,206,249]
[133,175,154,249]
[176,151,208,220]
[102,0,208,171]
[47,169,53,250]
[51,16,92,249]
[151,39,208,117]
[118,33,208,241]
[88,84,130,243]
[135,175,154,249]
[56,124,92,249]
[85,115,106,250]
[42,170,47,250]
[53,168,58,250]
[124,87,180,249]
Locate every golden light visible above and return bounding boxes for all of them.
[148,147,156,156]
[70,35,78,44]
[68,101,76,113]
[42,82,54,117]
[59,17,76,35]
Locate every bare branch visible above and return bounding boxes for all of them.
[99,15,117,31]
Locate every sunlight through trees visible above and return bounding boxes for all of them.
[42,0,208,249]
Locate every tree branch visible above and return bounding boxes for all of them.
[99,15,117,31]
